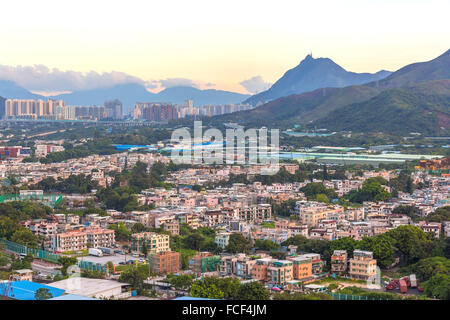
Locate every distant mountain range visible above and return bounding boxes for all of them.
[0,82,251,113]
[217,49,450,135]
[244,54,391,106]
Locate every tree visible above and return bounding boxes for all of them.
[182,233,206,251]
[167,274,195,290]
[315,193,330,204]
[58,256,78,276]
[389,170,415,195]
[300,183,337,201]
[235,281,270,300]
[11,228,38,248]
[254,239,280,251]
[407,257,450,282]
[119,265,146,294]
[109,223,131,242]
[225,233,252,254]
[358,235,395,268]
[385,225,434,264]
[392,205,421,220]
[346,178,391,203]
[34,288,53,300]
[422,273,450,300]
[330,237,358,257]
[141,241,148,258]
[190,282,224,299]
[425,206,450,223]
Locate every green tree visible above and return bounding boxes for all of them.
[254,239,280,251]
[385,225,434,264]
[235,281,270,300]
[11,228,38,248]
[182,233,206,251]
[58,256,78,276]
[225,233,252,254]
[358,235,395,268]
[406,257,450,281]
[330,237,358,257]
[119,265,146,294]
[346,178,391,203]
[166,274,195,290]
[190,282,224,299]
[34,288,53,300]
[141,241,148,257]
[422,273,450,300]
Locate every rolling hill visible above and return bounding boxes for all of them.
[371,49,450,88]
[313,82,450,135]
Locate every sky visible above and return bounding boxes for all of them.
[0,0,449,94]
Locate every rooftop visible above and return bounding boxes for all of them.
[1,280,65,300]
[49,278,130,297]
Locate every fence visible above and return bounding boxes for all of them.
[327,292,393,300]
[78,260,107,273]
[1,238,107,273]
[0,238,61,263]
[0,193,63,208]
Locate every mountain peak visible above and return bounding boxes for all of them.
[302,53,314,62]
[244,54,392,105]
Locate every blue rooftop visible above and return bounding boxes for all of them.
[3,281,65,300]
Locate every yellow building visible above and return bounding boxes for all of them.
[131,232,170,254]
[267,260,293,286]
[349,250,377,281]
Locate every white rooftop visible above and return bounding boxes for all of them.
[49,278,130,297]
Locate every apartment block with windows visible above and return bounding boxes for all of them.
[85,227,115,248]
[331,250,348,276]
[236,204,272,223]
[251,258,275,281]
[288,256,313,281]
[149,251,180,274]
[267,260,293,287]
[52,230,88,252]
[131,232,170,254]
[349,250,377,281]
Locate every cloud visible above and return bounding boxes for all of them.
[239,76,272,94]
[0,64,215,93]
[156,78,200,89]
[0,64,149,92]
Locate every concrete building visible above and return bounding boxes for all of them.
[331,250,348,276]
[267,260,293,287]
[12,269,33,281]
[49,278,132,299]
[131,232,170,254]
[149,251,181,274]
[349,250,377,281]
[236,204,272,223]
[215,232,231,249]
[288,256,313,282]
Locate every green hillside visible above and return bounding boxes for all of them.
[313,86,450,135]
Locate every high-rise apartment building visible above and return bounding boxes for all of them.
[104,99,123,119]
[134,102,179,121]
